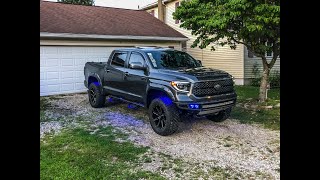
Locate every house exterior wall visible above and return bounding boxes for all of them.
[147,7,159,19]
[243,46,280,85]
[145,0,245,85]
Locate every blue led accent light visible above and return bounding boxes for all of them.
[189,104,200,109]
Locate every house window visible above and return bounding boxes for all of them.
[181,41,187,52]
[175,2,180,24]
[150,10,155,17]
[266,42,273,57]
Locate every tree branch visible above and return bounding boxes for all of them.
[267,43,279,69]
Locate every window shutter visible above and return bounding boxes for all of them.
[175,2,180,24]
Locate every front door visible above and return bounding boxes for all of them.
[103,51,128,97]
[124,52,148,103]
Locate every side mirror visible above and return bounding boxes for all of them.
[197,60,202,66]
[129,62,146,70]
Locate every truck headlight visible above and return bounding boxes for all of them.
[170,81,191,93]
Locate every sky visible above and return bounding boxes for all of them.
[44,0,157,9]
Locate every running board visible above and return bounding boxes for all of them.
[108,95,145,107]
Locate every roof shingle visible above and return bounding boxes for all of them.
[40,1,186,38]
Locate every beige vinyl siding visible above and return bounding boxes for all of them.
[40,39,181,50]
[149,1,244,83]
[147,7,158,19]
[244,46,280,80]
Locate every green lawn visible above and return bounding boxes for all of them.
[231,86,280,130]
[40,126,165,180]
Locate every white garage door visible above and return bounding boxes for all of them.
[40,46,119,96]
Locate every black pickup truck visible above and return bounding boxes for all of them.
[84,47,237,136]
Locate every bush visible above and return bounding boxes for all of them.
[269,71,280,88]
[250,71,280,88]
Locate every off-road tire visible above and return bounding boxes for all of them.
[88,83,105,108]
[206,107,232,122]
[148,98,180,136]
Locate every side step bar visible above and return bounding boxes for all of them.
[108,95,145,107]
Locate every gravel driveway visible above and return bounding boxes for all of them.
[40,93,280,179]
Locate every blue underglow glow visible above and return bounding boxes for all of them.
[189,104,200,109]
[108,97,113,102]
[160,96,173,106]
[127,104,135,109]
[93,82,100,86]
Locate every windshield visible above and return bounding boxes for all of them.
[145,50,202,69]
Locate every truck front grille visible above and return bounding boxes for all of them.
[192,79,234,97]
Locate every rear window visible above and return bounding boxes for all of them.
[111,52,127,67]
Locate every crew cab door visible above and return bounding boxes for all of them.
[103,51,128,97]
[124,52,148,103]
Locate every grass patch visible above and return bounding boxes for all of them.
[231,86,280,130]
[40,97,50,111]
[40,97,51,122]
[40,126,164,179]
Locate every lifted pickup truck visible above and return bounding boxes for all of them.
[84,47,237,136]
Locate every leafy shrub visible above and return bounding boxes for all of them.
[250,62,280,88]
[269,71,280,88]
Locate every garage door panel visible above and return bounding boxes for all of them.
[40,72,45,80]
[74,71,84,78]
[75,58,86,66]
[61,58,74,66]
[44,47,59,54]
[75,83,85,90]
[60,78,75,83]
[40,46,120,96]
[61,84,74,91]
[46,58,59,67]
[46,79,60,85]
[46,72,59,80]
[61,71,74,79]
[58,48,72,54]
[46,85,60,93]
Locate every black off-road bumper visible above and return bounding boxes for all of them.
[175,92,237,116]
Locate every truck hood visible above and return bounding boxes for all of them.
[157,67,230,82]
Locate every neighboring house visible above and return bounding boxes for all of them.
[141,0,280,85]
[40,1,188,96]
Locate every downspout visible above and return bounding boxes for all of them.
[158,0,164,22]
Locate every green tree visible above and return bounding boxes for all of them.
[173,0,280,102]
[58,0,94,6]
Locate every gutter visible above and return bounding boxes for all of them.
[40,32,189,42]
[140,0,175,10]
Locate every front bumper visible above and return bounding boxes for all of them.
[174,92,237,116]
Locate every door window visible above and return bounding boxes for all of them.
[128,53,145,66]
[111,52,127,67]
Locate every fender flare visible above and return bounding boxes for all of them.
[87,73,103,87]
[145,82,176,107]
